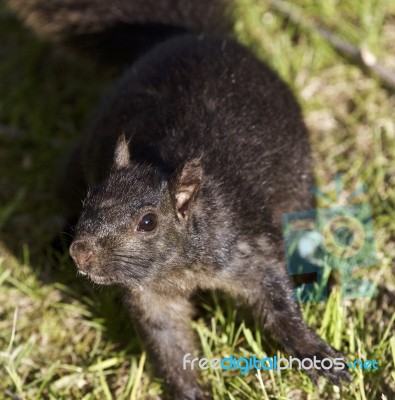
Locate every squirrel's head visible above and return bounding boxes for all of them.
[69,135,203,287]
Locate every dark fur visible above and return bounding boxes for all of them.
[9,1,350,398]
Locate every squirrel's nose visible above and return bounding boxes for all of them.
[69,240,94,271]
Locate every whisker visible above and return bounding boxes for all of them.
[60,231,75,238]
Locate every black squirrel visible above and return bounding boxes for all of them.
[9,1,351,398]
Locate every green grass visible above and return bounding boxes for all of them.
[0,0,394,399]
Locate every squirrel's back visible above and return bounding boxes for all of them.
[83,35,314,229]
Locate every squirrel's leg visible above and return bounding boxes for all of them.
[125,288,207,400]
[226,247,351,385]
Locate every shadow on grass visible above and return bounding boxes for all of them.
[0,9,148,358]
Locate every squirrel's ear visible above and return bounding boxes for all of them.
[113,134,131,169]
[171,158,203,221]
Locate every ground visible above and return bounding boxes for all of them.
[0,0,394,399]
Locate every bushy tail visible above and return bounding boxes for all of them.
[8,0,235,63]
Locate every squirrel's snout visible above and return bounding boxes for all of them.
[69,240,94,271]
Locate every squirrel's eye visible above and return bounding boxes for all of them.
[137,213,158,232]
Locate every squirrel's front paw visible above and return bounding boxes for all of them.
[296,337,351,385]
